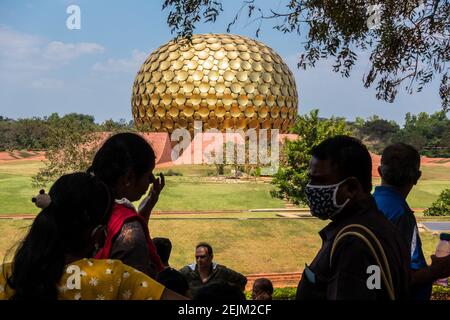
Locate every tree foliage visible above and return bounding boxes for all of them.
[424,188,450,216]
[270,109,351,205]
[162,0,450,111]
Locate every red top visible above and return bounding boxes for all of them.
[95,203,164,273]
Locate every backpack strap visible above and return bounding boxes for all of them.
[329,224,395,300]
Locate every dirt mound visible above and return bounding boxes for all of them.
[0,151,45,162]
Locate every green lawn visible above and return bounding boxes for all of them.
[0,218,442,274]
[0,161,449,214]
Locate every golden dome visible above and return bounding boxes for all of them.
[131,34,298,134]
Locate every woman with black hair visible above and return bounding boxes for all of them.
[0,172,185,300]
[35,132,165,279]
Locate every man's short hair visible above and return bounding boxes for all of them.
[196,242,213,256]
[253,278,274,295]
[153,237,172,265]
[311,136,372,193]
[380,143,421,187]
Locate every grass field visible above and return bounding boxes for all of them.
[0,218,442,274]
[0,160,449,214]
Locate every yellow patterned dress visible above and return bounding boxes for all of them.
[0,258,165,300]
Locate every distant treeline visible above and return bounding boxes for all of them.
[0,110,449,157]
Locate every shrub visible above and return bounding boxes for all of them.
[164,169,183,176]
[424,189,450,216]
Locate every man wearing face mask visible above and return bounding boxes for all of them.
[296,136,410,300]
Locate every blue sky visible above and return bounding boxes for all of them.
[0,0,443,124]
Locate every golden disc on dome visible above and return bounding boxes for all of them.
[150,93,159,105]
[162,94,172,105]
[271,85,280,96]
[223,71,235,81]
[155,83,166,94]
[248,119,259,129]
[237,44,247,51]
[274,64,282,73]
[249,45,259,53]
[202,60,213,70]
[222,93,233,105]
[189,94,201,105]
[263,62,273,72]
[249,72,260,82]
[187,60,198,70]
[277,96,285,106]
[273,73,283,85]
[244,106,255,117]
[223,118,233,129]
[235,93,247,105]
[175,93,186,105]
[176,70,189,81]
[273,118,282,129]
[252,62,262,72]
[239,51,250,60]
[150,61,160,72]
[141,94,149,106]
[146,83,155,94]
[144,72,151,82]
[262,73,272,83]
[263,54,272,63]
[266,95,275,106]
[204,93,215,105]
[192,70,204,81]
[152,71,162,82]
[230,83,241,94]
[236,71,248,82]
[215,106,226,117]
[168,107,179,117]
[191,37,202,44]
[168,83,179,94]
[182,51,195,60]
[172,60,184,70]
[156,106,166,117]
[230,105,241,117]
[177,118,188,128]
[258,84,269,94]
[208,118,218,128]
[281,86,289,96]
[163,71,175,82]
[209,42,221,51]
[280,106,288,118]
[160,61,170,71]
[208,70,219,81]
[218,60,229,70]
[215,82,226,93]
[250,52,262,61]
[168,51,180,61]
[152,119,162,130]
[135,94,142,106]
[198,107,209,117]
[241,61,251,70]
[224,43,235,51]
[138,106,146,118]
[193,42,206,51]
[214,50,226,60]
[198,50,209,60]
[164,118,174,130]
[183,106,194,117]
[146,106,154,117]
[259,106,269,118]
[236,118,247,129]
[229,60,240,70]
[262,118,271,129]
[282,119,290,131]
[253,95,264,106]
[199,82,209,93]
[244,83,255,94]
[271,107,279,118]
[168,44,178,52]
[143,63,151,72]
[227,51,239,60]
[183,82,194,93]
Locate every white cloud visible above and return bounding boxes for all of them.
[43,41,105,62]
[92,49,147,74]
